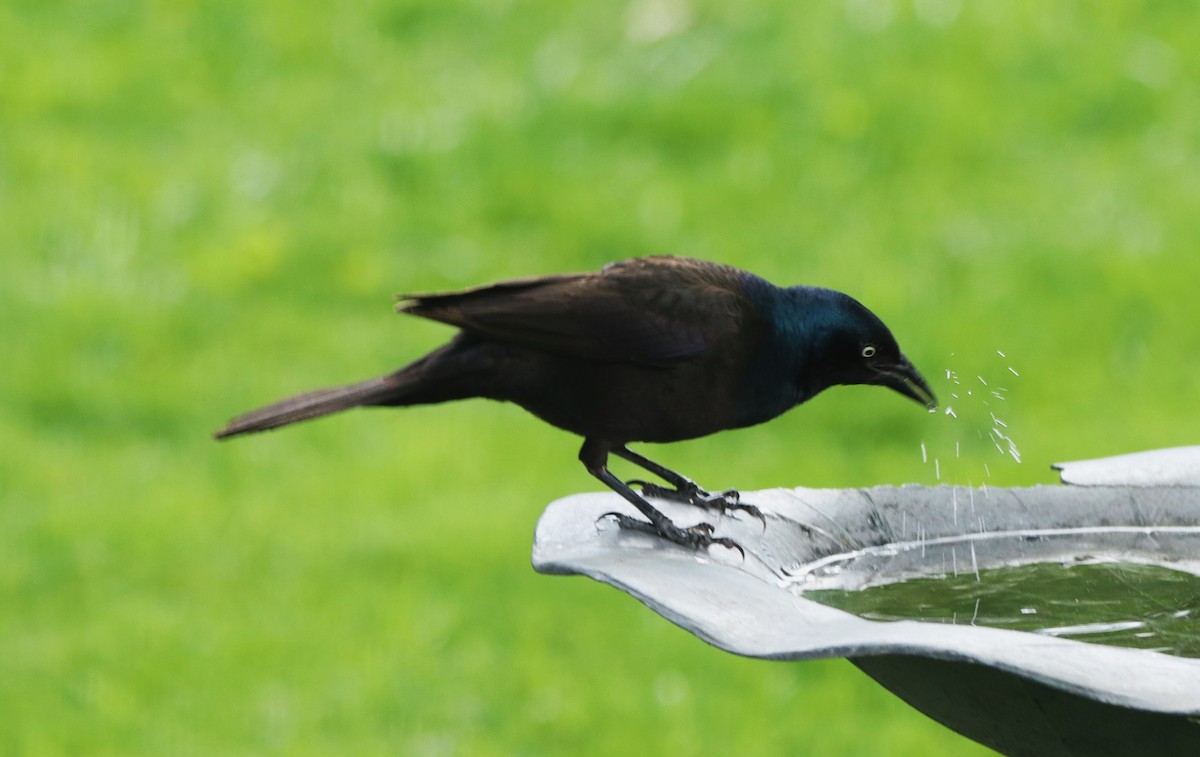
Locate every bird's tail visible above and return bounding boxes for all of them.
[213,375,409,440]
[214,339,492,440]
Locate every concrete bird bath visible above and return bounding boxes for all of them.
[531,446,1200,756]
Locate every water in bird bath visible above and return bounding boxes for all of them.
[780,508,1200,659]
[800,560,1200,659]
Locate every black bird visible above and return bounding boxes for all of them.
[215,256,936,552]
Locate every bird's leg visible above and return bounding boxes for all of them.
[579,439,742,556]
[613,445,764,525]
[616,445,738,504]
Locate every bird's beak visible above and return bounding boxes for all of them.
[876,357,937,410]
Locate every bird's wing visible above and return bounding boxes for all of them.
[397,256,753,365]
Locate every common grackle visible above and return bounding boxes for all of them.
[215,256,936,552]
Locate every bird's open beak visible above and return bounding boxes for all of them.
[877,357,937,410]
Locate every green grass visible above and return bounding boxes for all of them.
[4,1,1199,753]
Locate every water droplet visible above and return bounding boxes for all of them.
[989,432,1005,455]
[1008,366,1020,377]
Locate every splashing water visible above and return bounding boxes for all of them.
[919,350,1024,487]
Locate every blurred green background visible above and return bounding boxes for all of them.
[3,0,1198,753]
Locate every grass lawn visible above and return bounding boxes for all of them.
[3,1,1198,753]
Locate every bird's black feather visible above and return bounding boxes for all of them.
[216,256,935,552]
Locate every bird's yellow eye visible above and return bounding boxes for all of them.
[862,345,877,358]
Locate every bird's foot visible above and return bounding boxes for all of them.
[598,512,744,558]
[627,479,765,527]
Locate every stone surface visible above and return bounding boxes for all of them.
[532,448,1200,755]
[1054,445,1200,487]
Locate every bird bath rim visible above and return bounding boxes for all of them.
[531,446,1200,717]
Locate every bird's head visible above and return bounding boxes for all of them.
[788,288,937,410]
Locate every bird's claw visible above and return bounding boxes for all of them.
[692,489,765,528]
[596,512,745,558]
[627,479,766,528]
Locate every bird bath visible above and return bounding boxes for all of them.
[531,446,1200,756]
